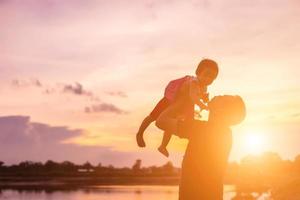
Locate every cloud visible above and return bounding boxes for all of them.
[0,115,138,166]
[11,78,42,88]
[62,82,93,97]
[11,78,99,99]
[85,103,128,114]
[106,91,127,98]
[11,78,128,100]
[44,88,56,94]
[9,78,128,113]
[0,115,82,146]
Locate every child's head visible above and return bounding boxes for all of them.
[208,95,246,127]
[195,59,219,86]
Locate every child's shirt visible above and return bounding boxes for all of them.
[164,76,208,119]
[164,76,193,102]
[164,75,207,103]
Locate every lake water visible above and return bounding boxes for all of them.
[0,185,270,200]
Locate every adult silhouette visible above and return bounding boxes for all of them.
[156,95,246,200]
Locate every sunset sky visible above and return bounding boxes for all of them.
[0,0,299,167]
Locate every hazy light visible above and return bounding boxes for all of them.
[244,130,266,155]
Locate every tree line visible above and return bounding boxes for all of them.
[0,159,178,177]
[1,152,300,179]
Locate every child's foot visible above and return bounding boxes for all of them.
[136,132,146,147]
[158,146,169,157]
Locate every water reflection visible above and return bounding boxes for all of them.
[0,185,269,200]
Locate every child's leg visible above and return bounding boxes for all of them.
[136,115,155,147]
[158,131,172,157]
[136,97,170,148]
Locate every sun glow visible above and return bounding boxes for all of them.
[243,130,266,155]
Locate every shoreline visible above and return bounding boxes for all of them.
[0,176,180,190]
[0,176,270,194]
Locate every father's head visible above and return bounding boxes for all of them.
[208,95,246,126]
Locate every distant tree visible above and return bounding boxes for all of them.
[241,155,259,165]
[261,152,282,163]
[280,160,293,174]
[162,161,175,174]
[108,164,114,170]
[60,161,76,172]
[15,161,43,173]
[260,152,282,173]
[32,162,43,172]
[83,161,93,169]
[295,155,300,165]
[44,160,59,171]
[19,161,34,168]
[149,165,159,174]
[132,159,142,172]
[0,161,4,172]
[293,154,300,172]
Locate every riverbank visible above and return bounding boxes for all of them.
[0,176,180,190]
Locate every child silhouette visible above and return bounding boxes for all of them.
[136,59,219,157]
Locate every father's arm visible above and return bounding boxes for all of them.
[155,97,191,139]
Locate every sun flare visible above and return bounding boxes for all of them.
[244,131,266,155]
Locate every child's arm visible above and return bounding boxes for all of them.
[188,80,209,110]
